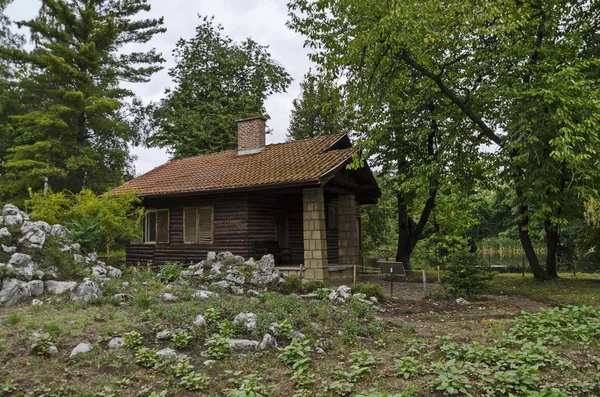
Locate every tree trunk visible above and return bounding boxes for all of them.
[517,202,546,280]
[396,192,413,269]
[545,221,560,279]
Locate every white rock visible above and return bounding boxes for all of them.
[3,214,22,227]
[455,298,471,305]
[257,254,275,273]
[31,299,43,306]
[106,266,122,278]
[231,285,244,295]
[50,224,70,237]
[228,339,259,352]
[206,251,217,262]
[225,269,245,285]
[28,280,44,296]
[70,342,93,357]
[33,221,51,234]
[156,348,179,358]
[290,331,306,340]
[211,280,231,290]
[328,291,345,305]
[45,280,78,294]
[70,279,102,302]
[194,314,206,327]
[0,278,31,305]
[337,285,351,299]
[113,293,128,300]
[217,251,233,260]
[2,204,19,216]
[258,334,277,350]
[0,227,11,240]
[108,337,125,349]
[233,312,257,331]
[1,244,16,253]
[73,254,84,263]
[162,293,179,302]
[8,253,34,268]
[121,282,130,289]
[156,330,173,340]
[48,345,58,354]
[203,359,217,366]
[91,265,107,277]
[192,290,218,299]
[315,347,325,354]
[246,289,260,297]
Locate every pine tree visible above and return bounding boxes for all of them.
[1,0,166,201]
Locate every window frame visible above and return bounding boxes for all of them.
[143,209,170,244]
[183,206,215,245]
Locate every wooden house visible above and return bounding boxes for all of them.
[111,117,381,285]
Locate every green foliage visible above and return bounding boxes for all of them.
[348,296,371,318]
[226,372,271,397]
[178,371,209,391]
[205,333,230,359]
[203,307,220,326]
[29,332,53,356]
[30,235,84,280]
[172,331,192,349]
[303,280,325,293]
[442,250,494,298]
[395,356,427,379]
[169,356,193,377]
[4,312,22,326]
[148,16,291,158]
[0,379,17,396]
[287,70,347,140]
[26,188,143,253]
[123,331,143,349]
[1,0,165,200]
[279,338,311,369]
[134,347,158,368]
[279,276,302,294]
[157,262,182,284]
[428,360,472,396]
[272,319,294,339]
[350,284,385,302]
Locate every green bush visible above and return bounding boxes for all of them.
[303,280,325,293]
[442,250,494,298]
[158,262,182,284]
[351,283,385,302]
[279,276,302,294]
[30,235,85,280]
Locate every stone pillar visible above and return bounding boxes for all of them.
[338,194,360,266]
[302,188,329,284]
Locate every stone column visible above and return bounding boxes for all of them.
[302,188,329,284]
[338,194,360,266]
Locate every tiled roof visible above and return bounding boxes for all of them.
[111,134,358,197]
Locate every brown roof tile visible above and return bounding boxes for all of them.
[111,134,358,197]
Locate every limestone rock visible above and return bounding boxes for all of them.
[70,279,102,302]
[290,331,306,340]
[156,348,179,358]
[2,204,19,216]
[45,280,78,294]
[0,278,31,306]
[70,342,93,357]
[228,339,259,352]
[194,314,206,327]
[211,280,231,291]
[217,251,234,260]
[455,298,471,305]
[156,330,173,340]
[231,285,244,295]
[50,224,70,237]
[233,312,257,331]
[257,254,275,273]
[28,280,44,297]
[337,285,351,299]
[225,269,245,285]
[0,227,11,240]
[1,244,16,253]
[31,299,43,306]
[192,290,218,299]
[206,251,217,262]
[108,337,125,349]
[162,293,179,302]
[8,253,34,268]
[246,289,260,297]
[258,334,277,350]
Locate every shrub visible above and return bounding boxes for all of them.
[351,283,385,302]
[124,331,143,348]
[205,333,230,359]
[442,249,493,298]
[172,331,193,348]
[303,280,325,293]
[158,262,182,284]
[280,276,302,294]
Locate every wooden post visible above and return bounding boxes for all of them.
[353,264,357,287]
[390,267,394,298]
[422,269,427,298]
[437,265,441,283]
[299,264,304,281]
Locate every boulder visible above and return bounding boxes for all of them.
[290,331,306,340]
[257,254,275,273]
[48,345,58,354]
[91,265,107,277]
[194,314,206,327]
[228,339,259,352]
[192,290,218,299]
[328,291,345,305]
[258,334,277,350]
[31,299,43,306]
[1,244,16,253]
[161,293,179,302]
[0,278,31,306]
[246,289,260,297]
[33,221,51,234]
[20,211,30,221]
[2,204,19,216]
[70,279,102,302]
[337,285,351,300]
[0,227,11,240]
[249,271,278,287]
[156,348,179,358]
[156,330,173,340]
[108,337,125,349]
[206,251,217,262]
[225,269,245,285]
[50,224,69,237]
[233,312,257,331]
[8,253,34,268]
[45,280,78,294]
[211,280,231,291]
[18,221,47,248]
[231,285,244,295]
[70,342,93,357]
[217,251,234,260]
[28,280,44,297]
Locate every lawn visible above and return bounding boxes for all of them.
[0,267,599,397]
[488,273,600,308]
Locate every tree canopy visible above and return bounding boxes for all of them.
[147,16,292,158]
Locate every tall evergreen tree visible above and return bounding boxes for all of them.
[147,16,292,158]
[1,0,165,201]
[287,71,346,140]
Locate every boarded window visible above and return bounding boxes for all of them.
[144,209,169,243]
[326,198,338,230]
[183,206,214,244]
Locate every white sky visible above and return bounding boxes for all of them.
[6,0,311,175]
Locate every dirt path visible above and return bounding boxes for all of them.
[483,294,551,313]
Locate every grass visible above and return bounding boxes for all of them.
[0,268,599,396]
[489,272,600,308]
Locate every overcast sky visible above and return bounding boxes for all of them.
[6,0,311,175]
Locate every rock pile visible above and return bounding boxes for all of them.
[0,204,122,306]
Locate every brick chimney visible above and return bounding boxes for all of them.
[237,116,267,155]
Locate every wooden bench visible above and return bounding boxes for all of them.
[252,241,291,265]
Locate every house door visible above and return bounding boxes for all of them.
[275,211,289,249]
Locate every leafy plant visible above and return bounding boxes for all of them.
[0,380,16,396]
[351,283,385,302]
[172,331,192,349]
[124,331,143,349]
[272,319,294,339]
[226,372,271,397]
[429,360,472,396]
[29,333,53,356]
[204,307,220,326]
[280,276,302,294]
[169,356,193,377]
[395,356,427,379]
[158,262,182,284]
[179,371,209,391]
[205,333,230,359]
[134,347,158,368]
